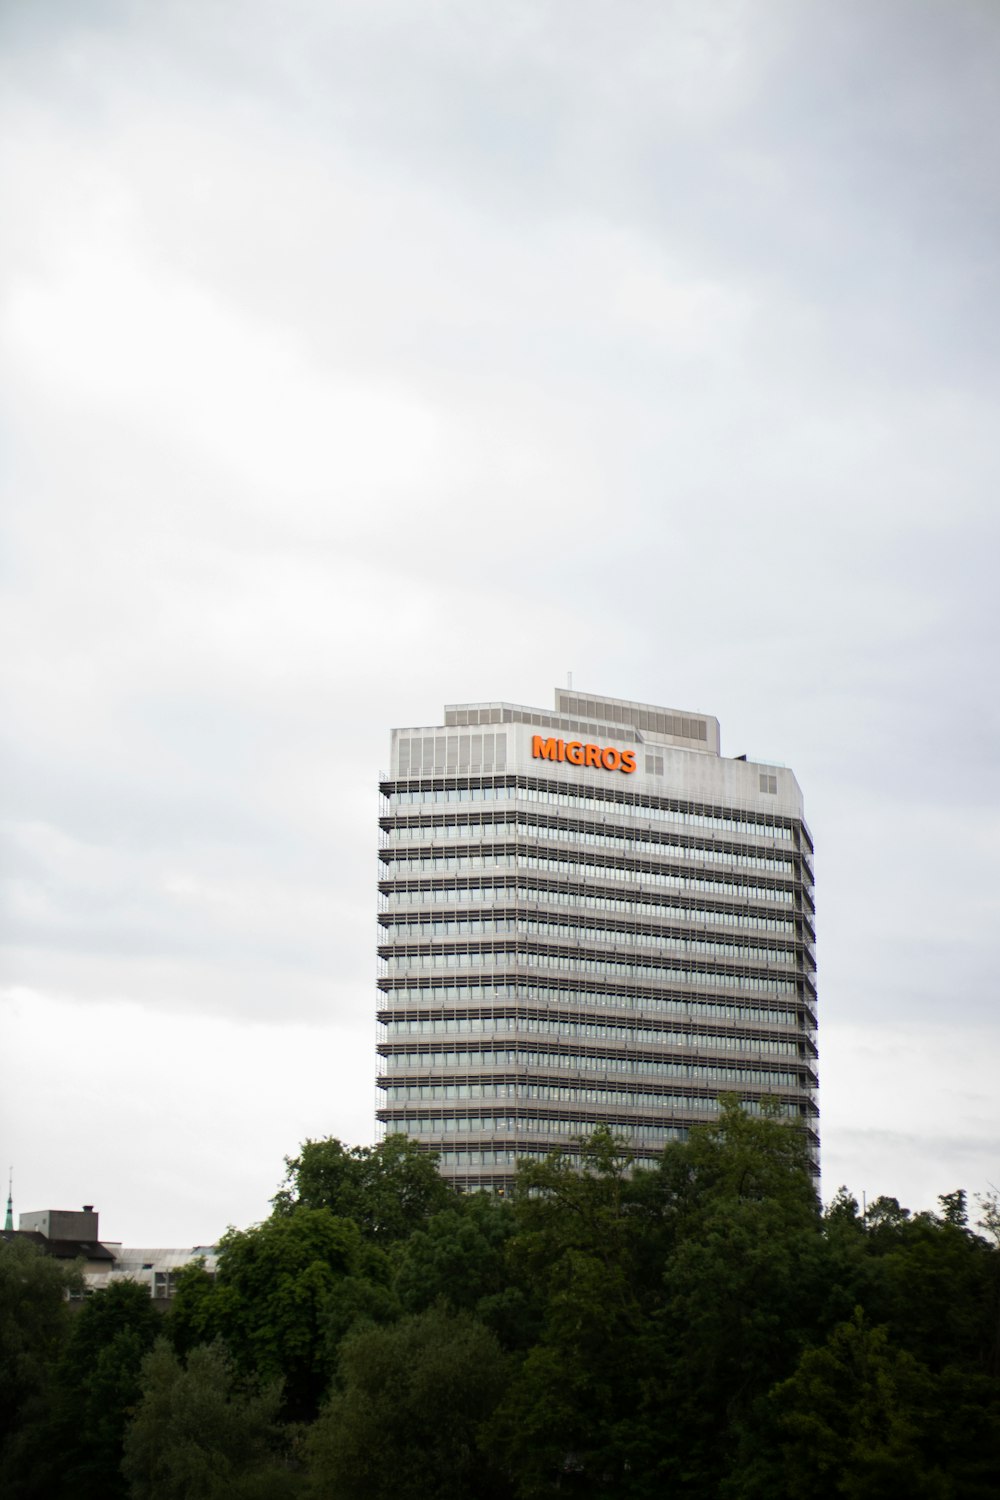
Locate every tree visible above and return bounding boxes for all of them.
[0,1237,77,1451]
[939,1189,969,1229]
[121,1339,300,1500]
[392,1193,533,1348]
[852,1197,999,1376]
[486,1130,671,1498]
[168,1208,387,1420]
[653,1194,828,1492]
[306,1305,509,1500]
[657,1096,819,1226]
[0,1237,79,1497]
[167,1258,218,1357]
[764,1308,951,1498]
[977,1192,1000,1248]
[490,1111,826,1498]
[274,1135,454,1243]
[51,1279,163,1500]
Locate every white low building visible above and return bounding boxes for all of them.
[10,1204,218,1300]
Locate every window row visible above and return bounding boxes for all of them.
[382,1015,801,1054]
[435,1148,549,1167]
[382,1048,805,1087]
[434,1146,669,1168]
[383,884,799,933]
[381,916,796,966]
[386,784,795,839]
[380,982,805,1028]
[391,1115,689,1142]
[384,949,799,994]
[381,852,799,903]
[383,1081,802,1116]
[385,819,796,873]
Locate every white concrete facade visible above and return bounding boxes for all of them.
[377,688,818,1190]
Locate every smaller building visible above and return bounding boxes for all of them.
[94,1245,219,1301]
[3,1202,217,1302]
[6,1204,116,1282]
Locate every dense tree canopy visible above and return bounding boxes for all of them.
[169,1207,383,1421]
[121,1339,298,1500]
[0,1237,77,1450]
[3,1119,999,1499]
[0,1276,163,1500]
[306,1305,509,1500]
[273,1135,453,1243]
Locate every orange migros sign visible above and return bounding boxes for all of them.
[532,735,636,774]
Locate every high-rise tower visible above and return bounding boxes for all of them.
[377,688,818,1190]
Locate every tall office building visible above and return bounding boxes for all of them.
[377,688,818,1190]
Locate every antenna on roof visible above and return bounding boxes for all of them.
[567,671,573,690]
[4,1168,12,1233]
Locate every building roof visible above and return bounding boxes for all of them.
[1,1228,116,1262]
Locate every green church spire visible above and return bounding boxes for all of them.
[4,1169,12,1232]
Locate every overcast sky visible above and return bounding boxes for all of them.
[2,0,998,1246]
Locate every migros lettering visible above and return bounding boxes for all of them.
[532,735,636,775]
